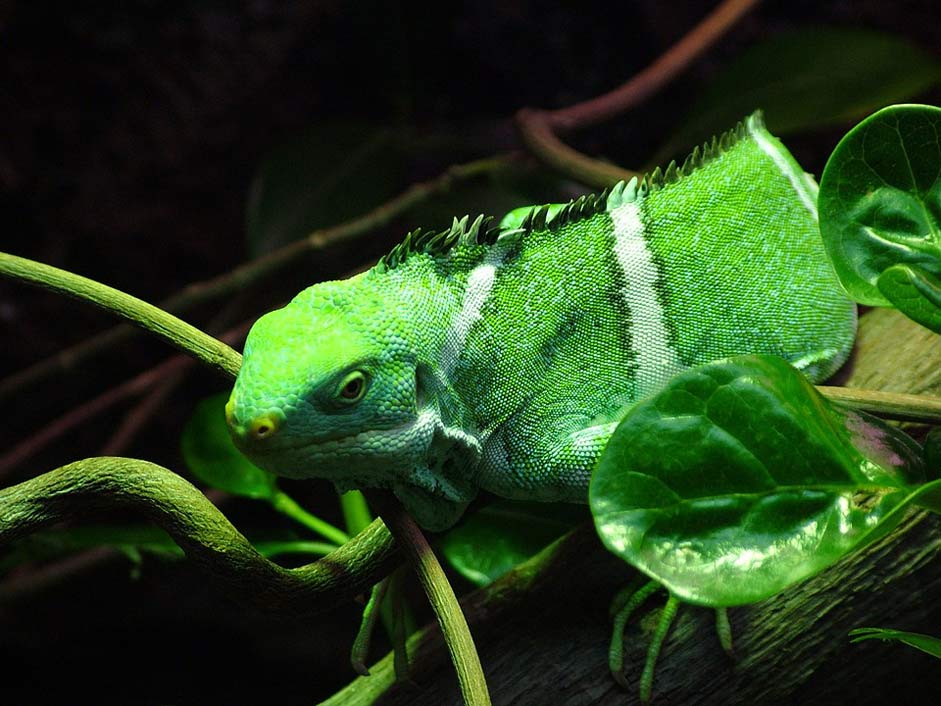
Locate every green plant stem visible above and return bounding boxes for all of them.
[270,490,349,546]
[0,457,399,613]
[0,251,242,380]
[609,579,662,688]
[339,490,374,535]
[0,154,517,403]
[351,576,391,675]
[253,540,338,558]
[817,385,941,423]
[715,607,733,654]
[319,525,594,706]
[367,490,491,706]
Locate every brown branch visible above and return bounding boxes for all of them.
[515,110,638,189]
[0,355,191,477]
[0,319,253,480]
[545,0,761,132]
[0,154,517,403]
[516,0,761,187]
[100,368,189,456]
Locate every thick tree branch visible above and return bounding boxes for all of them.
[0,457,399,614]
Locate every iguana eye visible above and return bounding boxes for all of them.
[336,370,367,403]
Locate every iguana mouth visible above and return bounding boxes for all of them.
[244,415,430,457]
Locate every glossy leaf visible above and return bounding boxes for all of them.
[657,28,941,162]
[181,393,279,500]
[818,104,941,319]
[590,354,929,607]
[440,501,586,587]
[877,264,941,333]
[850,628,941,659]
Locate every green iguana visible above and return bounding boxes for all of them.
[225,113,857,530]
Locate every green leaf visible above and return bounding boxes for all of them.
[657,28,941,162]
[850,628,941,659]
[877,264,941,333]
[181,393,278,500]
[439,501,586,587]
[818,104,941,312]
[245,122,406,256]
[590,354,930,607]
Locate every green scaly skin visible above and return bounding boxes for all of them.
[226,113,856,530]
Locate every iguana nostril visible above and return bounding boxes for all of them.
[249,415,280,440]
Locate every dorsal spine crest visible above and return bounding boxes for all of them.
[377,112,761,270]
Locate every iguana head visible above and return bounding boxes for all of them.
[225,276,430,490]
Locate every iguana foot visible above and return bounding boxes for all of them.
[608,582,735,703]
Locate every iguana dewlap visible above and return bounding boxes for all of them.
[226,113,856,530]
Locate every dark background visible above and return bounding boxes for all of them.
[2,1,940,704]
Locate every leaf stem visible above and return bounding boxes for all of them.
[640,594,680,704]
[339,490,374,536]
[351,576,391,675]
[270,490,350,546]
[609,579,662,688]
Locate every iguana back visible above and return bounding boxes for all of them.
[227,112,856,529]
[448,113,855,504]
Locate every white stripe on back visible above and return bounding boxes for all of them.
[746,116,819,220]
[440,242,510,378]
[610,202,685,399]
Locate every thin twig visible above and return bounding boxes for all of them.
[0,355,191,477]
[0,154,517,403]
[516,0,760,186]
[546,0,761,132]
[100,298,248,456]
[0,319,253,479]
[99,368,189,456]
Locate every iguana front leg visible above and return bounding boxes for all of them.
[393,419,480,531]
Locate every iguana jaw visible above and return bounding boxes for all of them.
[234,409,441,486]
